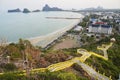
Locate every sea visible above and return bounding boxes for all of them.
[0,11,83,46]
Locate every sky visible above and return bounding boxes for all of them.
[0,0,120,11]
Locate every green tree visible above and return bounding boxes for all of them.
[57,73,77,80]
[4,63,17,71]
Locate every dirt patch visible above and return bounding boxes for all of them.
[53,38,78,50]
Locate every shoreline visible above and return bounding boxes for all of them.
[28,18,83,48]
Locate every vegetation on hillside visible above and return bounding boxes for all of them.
[0,14,120,80]
[0,71,89,80]
[82,33,120,80]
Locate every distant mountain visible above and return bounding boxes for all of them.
[79,6,120,12]
[32,9,40,12]
[42,4,63,11]
[8,8,21,13]
[84,7,95,10]
[97,6,103,10]
[23,8,31,13]
[84,6,103,11]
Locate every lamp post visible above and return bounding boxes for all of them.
[6,56,10,63]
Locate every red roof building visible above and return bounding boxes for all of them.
[95,22,106,25]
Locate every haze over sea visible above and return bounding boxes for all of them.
[0,12,82,43]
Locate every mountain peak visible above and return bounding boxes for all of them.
[42,4,63,11]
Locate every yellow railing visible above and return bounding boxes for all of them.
[0,42,114,80]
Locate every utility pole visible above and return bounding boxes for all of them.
[23,43,30,78]
[25,60,30,78]
[25,44,30,78]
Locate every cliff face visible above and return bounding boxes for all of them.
[8,8,21,12]
[42,4,63,11]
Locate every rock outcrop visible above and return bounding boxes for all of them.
[42,4,63,11]
[23,8,31,13]
[8,8,21,13]
[32,9,40,12]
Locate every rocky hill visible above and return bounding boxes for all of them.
[8,8,21,13]
[23,8,31,13]
[42,4,63,11]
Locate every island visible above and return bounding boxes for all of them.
[32,9,40,12]
[23,8,31,13]
[8,8,21,13]
[42,4,63,11]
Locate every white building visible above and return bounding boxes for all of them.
[74,26,83,31]
[116,19,120,24]
[90,18,98,24]
[88,24,112,34]
[100,16,108,20]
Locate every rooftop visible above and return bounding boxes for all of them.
[91,24,99,27]
[95,22,106,25]
[91,24,111,28]
[101,25,111,28]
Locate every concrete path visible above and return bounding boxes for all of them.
[76,61,110,80]
[0,42,114,80]
[97,42,113,59]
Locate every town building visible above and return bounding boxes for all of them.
[116,19,120,24]
[74,26,83,31]
[88,22,112,34]
[90,18,98,24]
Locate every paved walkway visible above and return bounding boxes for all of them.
[76,61,110,80]
[0,42,114,80]
[97,42,113,59]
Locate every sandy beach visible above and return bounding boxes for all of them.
[28,18,83,48]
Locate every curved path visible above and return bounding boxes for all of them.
[0,42,114,80]
[97,42,113,59]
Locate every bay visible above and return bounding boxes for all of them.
[0,11,82,44]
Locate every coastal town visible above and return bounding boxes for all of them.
[41,11,120,50]
[0,9,120,80]
[0,0,120,78]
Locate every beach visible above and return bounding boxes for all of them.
[29,18,83,48]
